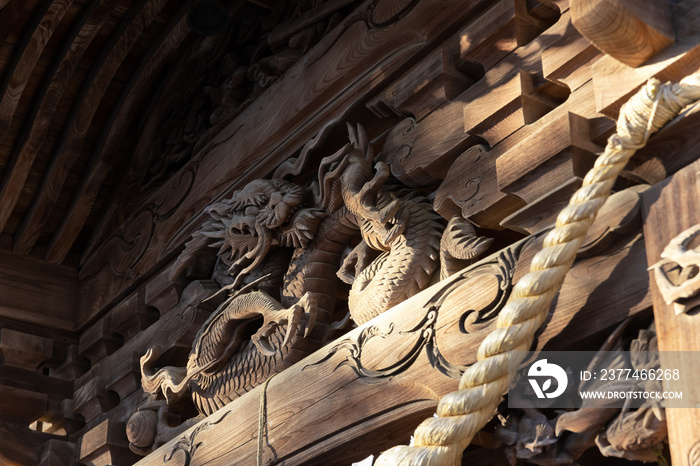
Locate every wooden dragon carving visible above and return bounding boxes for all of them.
[139,124,492,420]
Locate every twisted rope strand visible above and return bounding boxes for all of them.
[376,73,700,466]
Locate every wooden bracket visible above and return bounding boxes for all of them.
[79,418,138,466]
[72,378,119,423]
[571,0,674,68]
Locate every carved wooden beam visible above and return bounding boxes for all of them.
[642,159,700,466]
[134,207,651,465]
[0,0,116,235]
[392,47,470,122]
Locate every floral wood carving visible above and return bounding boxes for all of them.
[650,224,700,315]
[595,326,667,462]
[551,323,668,465]
[495,409,562,465]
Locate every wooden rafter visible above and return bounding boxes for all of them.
[11,0,173,257]
[0,1,22,47]
[0,0,114,236]
[46,3,194,265]
[0,0,65,145]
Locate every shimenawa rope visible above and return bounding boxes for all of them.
[375,74,700,465]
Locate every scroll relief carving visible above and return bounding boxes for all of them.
[650,224,700,315]
[308,241,526,382]
[136,124,493,436]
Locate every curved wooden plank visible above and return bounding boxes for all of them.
[0,1,23,62]
[45,4,194,264]
[0,0,114,235]
[12,0,173,256]
[0,0,69,145]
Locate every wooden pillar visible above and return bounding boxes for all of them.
[642,159,700,466]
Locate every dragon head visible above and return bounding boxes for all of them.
[206,179,308,286]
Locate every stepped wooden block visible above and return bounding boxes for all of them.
[109,292,157,342]
[74,281,220,407]
[437,81,613,230]
[39,439,76,466]
[73,378,119,423]
[541,24,602,92]
[51,344,90,380]
[41,398,84,435]
[459,0,519,69]
[0,384,47,424]
[105,351,141,401]
[144,266,184,315]
[497,111,601,199]
[0,365,72,424]
[591,0,700,118]
[459,0,560,69]
[79,419,138,466]
[571,0,674,68]
[462,10,573,147]
[393,47,470,121]
[0,328,52,370]
[381,9,602,192]
[79,318,122,366]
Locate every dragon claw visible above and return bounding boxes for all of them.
[252,332,279,357]
[251,293,317,356]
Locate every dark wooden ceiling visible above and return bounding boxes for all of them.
[0,0,195,266]
[0,0,326,267]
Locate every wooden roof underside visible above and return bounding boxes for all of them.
[0,0,278,266]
